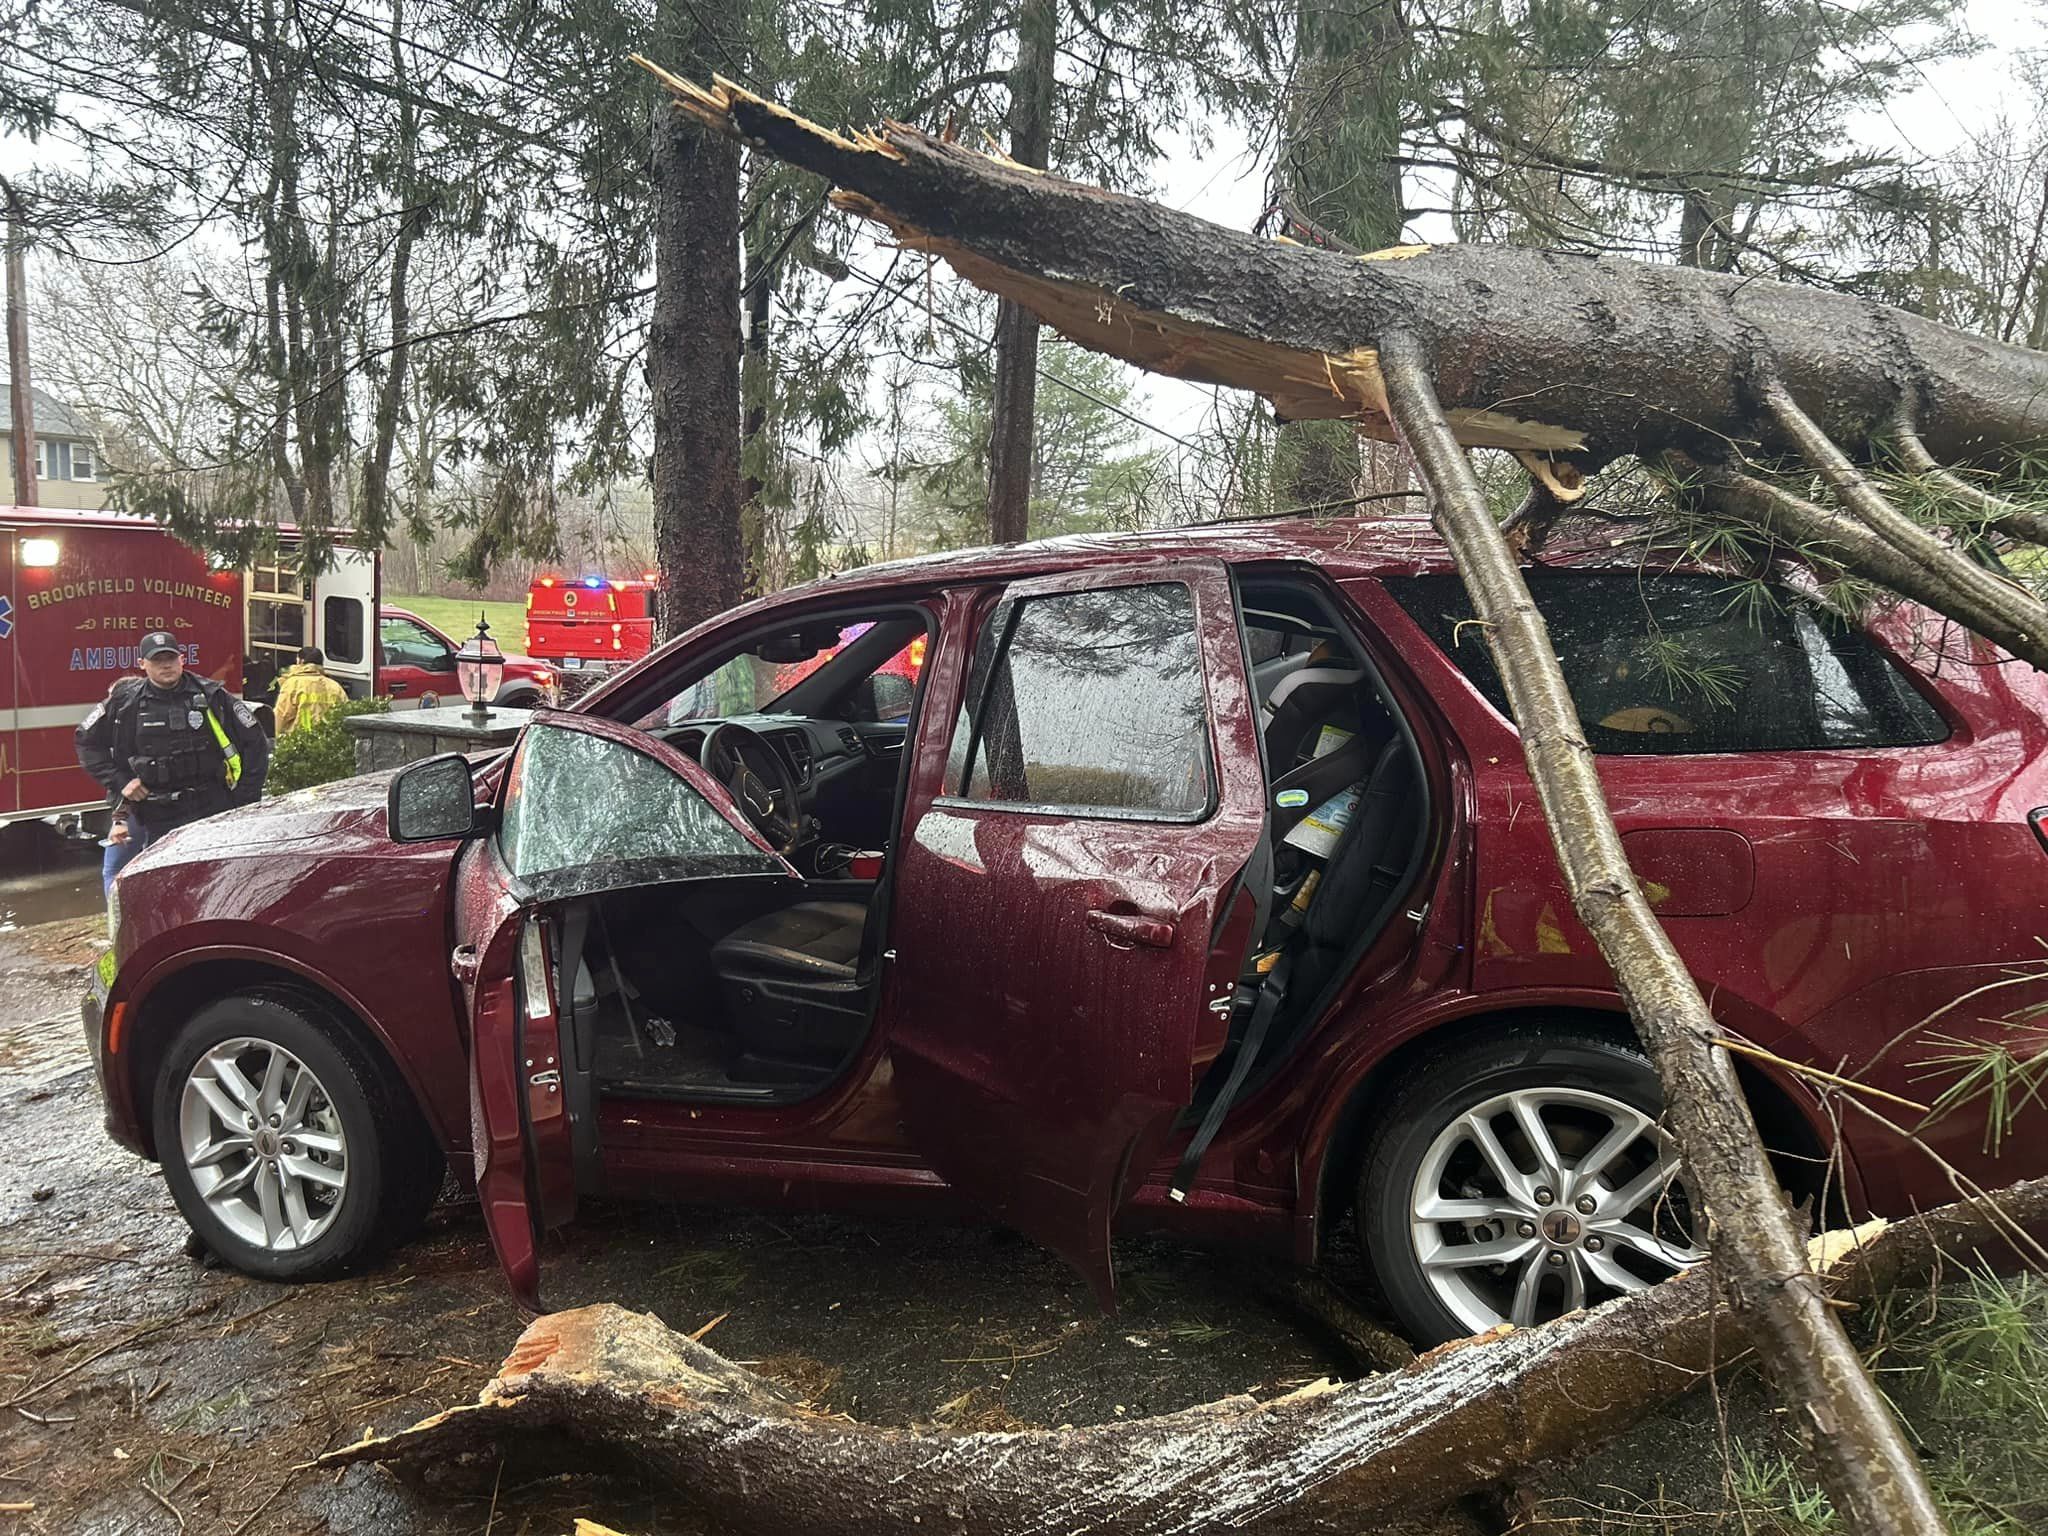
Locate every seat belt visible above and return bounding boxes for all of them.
[1169,952,1291,1204]
[597,904,651,1059]
[1268,735,1371,837]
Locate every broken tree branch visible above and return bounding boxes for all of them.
[1763,380,2048,654]
[1891,412,2048,548]
[327,1181,2048,1535]
[1669,453,2048,670]
[1500,478,1568,553]
[1378,336,1943,1535]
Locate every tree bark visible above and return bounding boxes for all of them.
[985,0,1055,545]
[648,64,745,638]
[1275,0,1409,511]
[740,238,774,580]
[327,1181,2048,1535]
[363,0,421,549]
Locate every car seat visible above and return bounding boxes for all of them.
[708,902,871,1062]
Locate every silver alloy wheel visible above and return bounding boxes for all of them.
[1409,1085,1705,1334]
[179,1036,349,1252]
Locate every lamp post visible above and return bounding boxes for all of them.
[454,615,505,725]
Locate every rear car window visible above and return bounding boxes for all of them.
[944,582,1212,815]
[1384,573,1950,754]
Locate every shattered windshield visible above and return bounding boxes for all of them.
[498,722,780,883]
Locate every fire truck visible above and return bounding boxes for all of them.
[0,506,564,831]
[524,573,658,676]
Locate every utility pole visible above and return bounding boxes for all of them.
[2,177,35,509]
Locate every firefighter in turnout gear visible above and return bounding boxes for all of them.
[77,631,271,892]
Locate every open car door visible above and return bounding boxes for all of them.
[885,561,1268,1308]
[444,712,802,1311]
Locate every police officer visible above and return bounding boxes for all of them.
[77,632,271,890]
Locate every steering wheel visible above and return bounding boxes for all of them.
[701,722,805,856]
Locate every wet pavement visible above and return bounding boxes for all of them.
[0,908,1362,1535]
[0,822,105,936]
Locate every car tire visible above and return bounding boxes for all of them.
[1357,1028,1705,1346]
[153,990,443,1281]
[496,689,539,710]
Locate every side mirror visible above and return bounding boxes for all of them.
[388,752,479,842]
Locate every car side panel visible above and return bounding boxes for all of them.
[1362,583,2048,1214]
[108,832,470,1159]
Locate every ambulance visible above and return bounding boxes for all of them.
[0,506,377,827]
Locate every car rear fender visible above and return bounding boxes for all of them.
[1290,987,1855,1265]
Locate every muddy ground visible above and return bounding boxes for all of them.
[0,901,1394,1535]
[0,856,2033,1535]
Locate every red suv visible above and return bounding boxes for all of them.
[83,520,2048,1343]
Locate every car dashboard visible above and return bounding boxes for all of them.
[658,713,907,864]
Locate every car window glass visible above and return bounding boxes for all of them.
[499,722,773,880]
[381,617,451,671]
[638,621,907,728]
[857,636,924,722]
[944,582,1211,815]
[1385,573,1950,754]
[323,597,365,666]
[943,607,1005,793]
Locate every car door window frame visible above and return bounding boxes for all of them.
[936,574,1221,826]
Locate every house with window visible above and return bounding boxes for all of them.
[2,387,105,511]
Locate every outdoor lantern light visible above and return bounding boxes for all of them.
[454,614,504,724]
[19,538,59,568]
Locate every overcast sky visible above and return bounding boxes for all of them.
[10,0,2046,472]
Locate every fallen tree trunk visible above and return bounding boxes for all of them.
[632,71,2048,479]
[328,1182,2048,1535]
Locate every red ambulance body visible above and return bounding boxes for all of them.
[0,507,379,827]
[0,510,247,824]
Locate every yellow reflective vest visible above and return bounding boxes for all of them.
[274,664,348,736]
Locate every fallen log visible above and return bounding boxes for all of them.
[326,1180,2048,1536]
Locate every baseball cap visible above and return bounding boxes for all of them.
[139,631,182,659]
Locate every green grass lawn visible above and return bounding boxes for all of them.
[387,592,530,652]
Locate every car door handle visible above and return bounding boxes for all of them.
[450,944,479,983]
[1087,909,1176,948]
